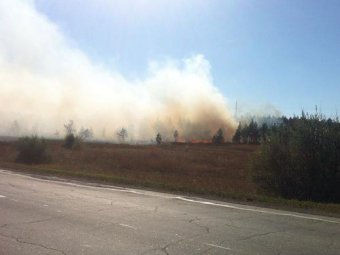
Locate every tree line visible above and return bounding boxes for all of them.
[232,119,274,144]
[251,112,340,203]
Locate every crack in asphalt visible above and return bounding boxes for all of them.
[0,232,66,255]
[0,217,60,229]
[140,234,200,255]
[2,170,340,255]
[239,230,284,241]
[188,217,210,234]
[223,222,244,229]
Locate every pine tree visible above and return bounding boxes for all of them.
[212,128,224,144]
[232,123,242,143]
[156,133,162,144]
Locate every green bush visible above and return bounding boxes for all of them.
[253,114,340,202]
[16,136,50,164]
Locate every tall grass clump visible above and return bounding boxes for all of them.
[253,113,340,202]
[16,136,50,164]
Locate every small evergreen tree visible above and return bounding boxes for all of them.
[212,128,224,144]
[248,119,259,144]
[260,123,269,143]
[232,123,242,143]
[156,133,162,144]
[241,123,249,143]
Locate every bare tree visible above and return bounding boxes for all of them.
[64,120,76,135]
[78,127,94,140]
[63,120,77,149]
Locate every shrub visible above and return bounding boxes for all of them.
[63,120,91,149]
[64,133,75,149]
[16,136,50,164]
[63,133,82,149]
[253,114,340,202]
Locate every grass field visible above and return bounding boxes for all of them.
[1,139,339,216]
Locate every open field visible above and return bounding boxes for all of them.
[0,140,339,216]
[0,140,257,196]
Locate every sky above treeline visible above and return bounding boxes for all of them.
[34,0,340,117]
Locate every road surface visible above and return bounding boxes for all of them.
[0,170,339,255]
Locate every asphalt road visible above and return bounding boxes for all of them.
[0,170,339,255]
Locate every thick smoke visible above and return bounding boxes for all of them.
[0,0,236,142]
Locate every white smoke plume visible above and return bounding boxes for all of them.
[0,0,236,142]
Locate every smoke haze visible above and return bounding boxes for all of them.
[0,0,236,141]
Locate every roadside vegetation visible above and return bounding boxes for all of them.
[252,113,340,203]
[0,141,262,205]
[16,136,50,164]
[0,112,339,216]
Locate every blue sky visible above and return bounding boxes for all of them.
[35,0,340,117]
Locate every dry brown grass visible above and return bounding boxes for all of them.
[1,140,340,216]
[0,140,258,197]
